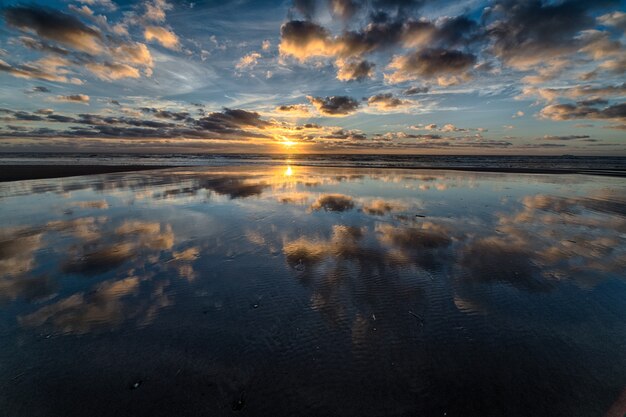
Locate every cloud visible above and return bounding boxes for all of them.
[604,124,626,130]
[336,58,375,81]
[144,26,179,49]
[78,0,118,11]
[2,4,154,83]
[29,86,51,93]
[540,101,626,121]
[598,11,626,31]
[385,48,476,84]
[366,93,414,111]
[110,42,154,70]
[196,108,271,131]
[4,5,103,54]
[522,83,626,103]
[403,85,429,95]
[144,0,172,23]
[307,95,360,116]
[53,94,90,104]
[402,15,483,49]
[275,104,312,117]
[329,0,361,20]
[0,56,82,84]
[485,0,613,69]
[577,29,622,60]
[537,134,592,141]
[279,20,337,62]
[235,52,262,71]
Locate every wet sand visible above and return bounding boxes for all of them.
[1,165,625,417]
[0,165,177,182]
[2,163,625,183]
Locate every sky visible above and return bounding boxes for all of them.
[0,0,625,154]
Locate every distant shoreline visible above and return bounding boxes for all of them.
[2,163,626,182]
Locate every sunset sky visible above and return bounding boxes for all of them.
[0,0,625,154]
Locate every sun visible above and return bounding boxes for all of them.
[281,140,297,148]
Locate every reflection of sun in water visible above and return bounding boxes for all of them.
[284,165,293,177]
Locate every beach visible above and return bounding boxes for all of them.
[2,153,626,183]
[1,164,625,417]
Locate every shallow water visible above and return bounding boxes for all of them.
[0,165,625,417]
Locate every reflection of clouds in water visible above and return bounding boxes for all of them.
[73,200,109,209]
[60,220,175,276]
[276,192,312,205]
[361,199,408,215]
[310,194,354,212]
[0,227,43,278]
[2,166,625,335]
[284,225,365,267]
[0,227,58,303]
[284,224,426,334]
[377,222,452,250]
[459,236,551,292]
[19,272,173,334]
[47,217,107,241]
[453,190,626,314]
[0,213,200,333]
[501,192,626,282]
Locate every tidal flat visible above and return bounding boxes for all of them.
[0,165,625,417]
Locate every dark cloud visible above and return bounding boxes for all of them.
[402,15,483,49]
[486,0,620,69]
[276,104,312,116]
[141,108,190,121]
[31,86,51,93]
[13,111,44,121]
[540,101,626,121]
[0,107,276,141]
[403,85,429,95]
[366,93,411,110]
[195,108,271,133]
[537,134,592,141]
[55,94,90,103]
[279,20,333,61]
[47,114,76,123]
[387,48,476,84]
[19,36,70,56]
[321,128,367,140]
[307,95,360,116]
[336,59,375,81]
[3,6,102,53]
[292,0,317,20]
